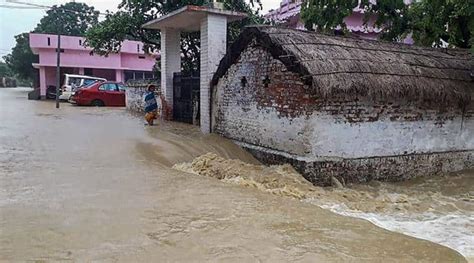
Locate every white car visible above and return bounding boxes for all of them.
[59,74,106,101]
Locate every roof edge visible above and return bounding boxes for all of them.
[211,26,473,105]
[142,5,248,29]
[211,26,312,86]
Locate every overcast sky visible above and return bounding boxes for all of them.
[0,0,281,59]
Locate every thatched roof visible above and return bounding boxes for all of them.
[212,26,473,104]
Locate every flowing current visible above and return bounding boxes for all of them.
[174,153,474,259]
[0,88,471,262]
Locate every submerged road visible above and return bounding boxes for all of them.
[0,88,466,262]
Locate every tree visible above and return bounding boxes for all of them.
[408,0,472,49]
[34,2,99,35]
[360,0,410,43]
[300,0,473,50]
[85,0,265,74]
[3,33,38,81]
[0,61,13,78]
[300,0,358,33]
[3,2,99,82]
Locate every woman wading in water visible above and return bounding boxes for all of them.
[144,84,162,126]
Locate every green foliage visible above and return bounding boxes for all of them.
[301,0,358,33]
[408,0,472,49]
[3,33,38,81]
[0,61,13,78]
[361,0,410,42]
[34,2,99,36]
[85,10,159,55]
[301,0,473,50]
[85,0,265,74]
[3,2,99,82]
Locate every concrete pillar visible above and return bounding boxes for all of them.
[160,28,181,110]
[200,14,227,133]
[78,67,84,75]
[115,69,123,82]
[39,66,47,99]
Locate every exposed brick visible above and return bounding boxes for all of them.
[246,147,474,186]
[211,41,474,184]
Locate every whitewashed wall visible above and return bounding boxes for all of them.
[213,44,474,161]
[308,112,473,159]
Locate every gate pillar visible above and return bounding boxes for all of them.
[143,5,246,133]
[160,28,181,111]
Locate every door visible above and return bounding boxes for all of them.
[116,84,126,106]
[173,73,200,124]
[98,83,122,106]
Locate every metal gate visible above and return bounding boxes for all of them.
[173,73,200,124]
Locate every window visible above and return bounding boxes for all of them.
[118,84,127,91]
[68,77,82,86]
[124,71,134,82]
[124,70,155,82]
[137,44,140,52]
[47,37,51,46]
[84,68,93,75]
[82,79,97,87]
[79,39,82,45]
[135,72,145,80]
[138,55,146,59]
[144,72,154,79]
[99,83,118,91]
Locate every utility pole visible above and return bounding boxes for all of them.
[55,33,61,109]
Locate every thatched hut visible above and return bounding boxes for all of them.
[211,26,473,186]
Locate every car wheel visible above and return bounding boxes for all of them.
[91,99,104,107]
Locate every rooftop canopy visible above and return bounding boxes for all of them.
[142,5,247,32]
[213,26,473,105]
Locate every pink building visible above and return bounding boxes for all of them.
[265,0,413,41]
[29,33,158,99]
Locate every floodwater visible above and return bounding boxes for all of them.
[0,88,470,262]
[174,153,473,260]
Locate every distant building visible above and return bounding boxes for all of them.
[29,33,158,99]
[211,26,473,186]
[265,0,413,42]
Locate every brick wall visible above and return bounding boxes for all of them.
[246,145,473,186]
[212,41,312,155]
[212,41,474,184]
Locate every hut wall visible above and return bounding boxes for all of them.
[212,43,312,156]
[212,44,474,185]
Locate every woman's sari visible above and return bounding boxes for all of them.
[144,92,158,125]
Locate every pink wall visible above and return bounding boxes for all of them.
[30,34,149,55]
[30,33,157,71]
[38,49,122,69]
[265,0,413,42]
[45,67,56,87]
[120,53,155,71]
[31,33,158,98]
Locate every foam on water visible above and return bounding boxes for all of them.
[174,153,474,258]
[314,202,474,258]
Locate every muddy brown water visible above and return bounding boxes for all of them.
[0,88,470,262]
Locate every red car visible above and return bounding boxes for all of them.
[71,81,127,106]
